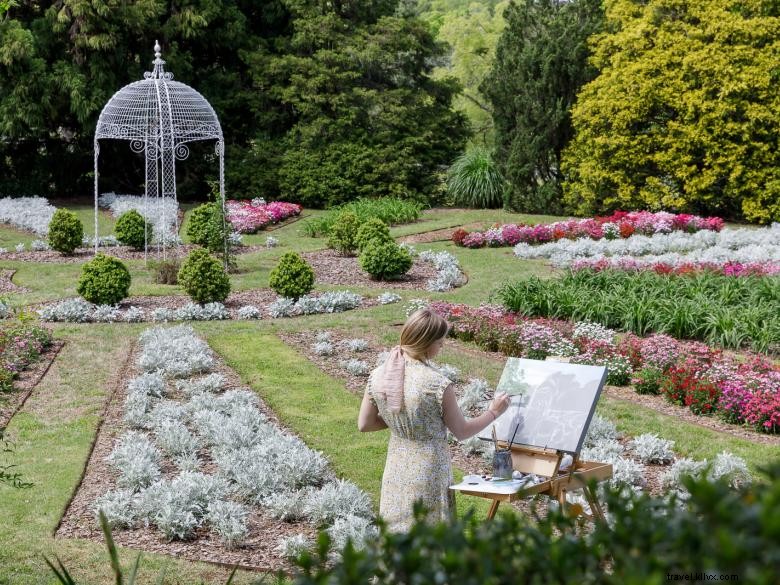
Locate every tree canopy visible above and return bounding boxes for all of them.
[482,0,604,213]
[0,0,467,206]
[562,0,780,223]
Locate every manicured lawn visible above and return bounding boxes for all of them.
[1,207,777,583]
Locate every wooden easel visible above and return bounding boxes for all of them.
[455,441,612,522]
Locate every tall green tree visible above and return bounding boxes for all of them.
[562,0,780,223]
[432,1,508,143]
[0,1,467,207]
[482,0,604,213]
[0,0,274,199]
[246,1,469,207]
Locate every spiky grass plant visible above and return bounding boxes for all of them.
[446,146,505,208]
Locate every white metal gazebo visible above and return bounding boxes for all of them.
[93,41,225,259]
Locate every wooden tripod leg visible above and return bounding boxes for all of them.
[487,499,501,520]
[583,485,606,522]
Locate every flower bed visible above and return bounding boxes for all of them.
[453,211,724,249]
[0,196,56,236]
[429,301,780,433]
[497,269,780,353]
[570,257,780,277]
[37,290,371,324]
[225,199,302,234]
[513,223,780,268]
[58,325,375,569]
[0,320,54,393]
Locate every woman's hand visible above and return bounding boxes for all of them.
[488,392,511,419]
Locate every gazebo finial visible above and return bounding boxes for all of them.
[151,40,165,79]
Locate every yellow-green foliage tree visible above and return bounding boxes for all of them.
[562,0,780,223]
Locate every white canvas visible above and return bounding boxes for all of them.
[478,358,607,454]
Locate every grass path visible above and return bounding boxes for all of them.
[0,324,248,585]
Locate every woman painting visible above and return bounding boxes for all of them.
[357,308,511,532]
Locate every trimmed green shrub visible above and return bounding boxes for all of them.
[269,252,315,300]
[355,218,392,252]
[327,212,360,256]
[115,210,148,250]
[359,240,412,280]
[177,249,230,304]
[186,203,218,246]
[76,254,131,305]
[48,209,84,254]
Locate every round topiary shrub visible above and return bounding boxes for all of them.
[177,248,231,303]
[186,202,218,246]
[355,218,392,252]
[115,210,149,250]
[359,240,412,280]
[48,209,84,254]
[77,253,131,305]
[269,252,315,299]
[327,212,360,256]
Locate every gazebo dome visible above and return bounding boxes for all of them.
[95,43,223,148]
[93,41,226,259]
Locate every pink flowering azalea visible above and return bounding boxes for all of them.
[226,199,302,234]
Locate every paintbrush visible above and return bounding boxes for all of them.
[508,423,520,448]
[491,424,497,451]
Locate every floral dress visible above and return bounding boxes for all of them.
[367,356,454,532]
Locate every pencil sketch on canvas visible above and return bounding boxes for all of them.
[478,358,607,454]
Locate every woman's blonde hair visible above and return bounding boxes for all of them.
[400,308,449,361]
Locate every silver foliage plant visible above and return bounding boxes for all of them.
[341,359,370,376]
[313,341,335,356]
[341,338,369,352]
[206,500,250,548]
[92,304,121,323]
[276,534,312,561]
[107,431,162,491]
[176,373,225,396]
[418,250,466,292]
[377,292,401,305]
[237,305,262,320]
[303,479,373,527]
[99,325,375,545]
[630,433,675,465]
[138,325,215,378]
[270,291,364,319]
[458,378,490,411]
[37,299,94,323]
[327,514,378,555]
[93,488,137,529]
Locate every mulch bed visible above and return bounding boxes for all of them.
[398,223,486,245]
[0,269,28,293]
[56,339,319,572]
[0,340,65,430]
[0,244,268,264]
[301,249,438,290]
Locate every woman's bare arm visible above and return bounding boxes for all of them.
[442,385,509,441]
[358,390,388,432]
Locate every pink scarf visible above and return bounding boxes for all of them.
[378,345,406,413]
